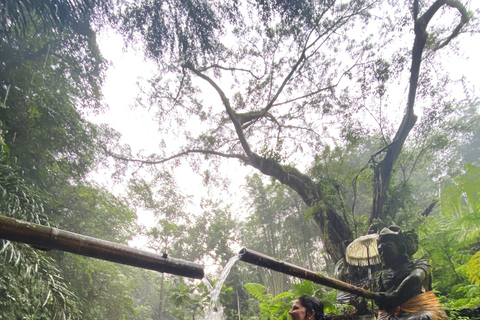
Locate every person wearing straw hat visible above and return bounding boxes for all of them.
[375,226,447,320]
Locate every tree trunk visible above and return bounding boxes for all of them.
[158,274,165,320]
[369,0,467,223]
[237,293,241,320]
[176,0,470,265]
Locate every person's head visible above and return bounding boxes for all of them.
[289,295,324,320]
[377,226,417,267]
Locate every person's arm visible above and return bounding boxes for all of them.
[376,267,427,310]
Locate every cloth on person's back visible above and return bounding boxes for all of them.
[378,291,448,320]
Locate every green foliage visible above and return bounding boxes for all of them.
[0,0,112,37]
[186,198,238,263]
[58,256,136,320]
[0,150,46,223]
[121,268,164,320]
[440,284,480,311]
[441,164,480,226]
[53,182,137,242]
[113,0,478,277]
[171,283,198,307]
[0,1,106,193]
[0,148,139,319]
[0,150,79,319]
[0,3,143,319]
[168,283,204,319]
[467,251,480,286]
[244,283,294,320]
[2,0,479,318]
[290,281,343,314]
[120,0,344,62]
[418,164,480,310]
[0,241,80,320]
[128,174,244,319]
[121,0,225,61]
[242,174,325,294]
[245,280,346,320]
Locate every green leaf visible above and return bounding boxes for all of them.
[245,283,267,302]
[466,251,480,286]
[1,143,9,154]
[273,291,294,301]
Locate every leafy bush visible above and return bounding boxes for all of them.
[245,280,347,320]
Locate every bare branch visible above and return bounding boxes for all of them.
[420,200,438,217]
[182,61,255,158]
[406,144,428,181]
[262,8,359,113]
[263,49,307,113]
[369,0,470,222]
[103,146,249,165]
[198,64,263,79]
[273,52,363,107]
[433,0,471,51]
[173,67,187,105]
[272,84,336,107]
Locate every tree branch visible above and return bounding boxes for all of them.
[370,0,470,222]
[433,0,470,51]
[198,64,264,79]
[272,53,362,107]
[103,146,248,165]
[420,200,438,217]
[264,50,307,113]
[182,61,254,158]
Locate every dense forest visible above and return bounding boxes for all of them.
[1,0,479,319]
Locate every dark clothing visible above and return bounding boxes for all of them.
[378,259,432,295]
[376,260,446,320]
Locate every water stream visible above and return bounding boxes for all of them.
[202,278,214,292]
[204,255,241,320]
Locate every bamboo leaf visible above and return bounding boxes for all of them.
[42,290,51,307]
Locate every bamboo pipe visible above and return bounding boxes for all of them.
[0,215,204,279]
[238,247,380,300]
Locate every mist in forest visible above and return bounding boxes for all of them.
[1,0,479,319]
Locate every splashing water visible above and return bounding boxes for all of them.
[204,255,241,320]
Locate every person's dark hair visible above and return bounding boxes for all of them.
[297,295,328,320]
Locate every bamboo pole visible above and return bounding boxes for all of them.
[0,215,204,279]
[238,247,380,300]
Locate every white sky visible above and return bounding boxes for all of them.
[89,29,254,252]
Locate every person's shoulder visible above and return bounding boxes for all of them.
[413,258,430,265]
[412,258,431,269]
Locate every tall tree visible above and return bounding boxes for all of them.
[417,163,480,310]
[0,151,80,319]
[242,174,325,294]
[0,1,143,318]
[108,0,476,263]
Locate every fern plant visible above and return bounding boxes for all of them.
[244,283,294,319]
[419,164,480,311]
[245,280,346,319]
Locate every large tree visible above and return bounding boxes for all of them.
[107,0,476,263]
[0,1,145,318]
[241,174,325,294]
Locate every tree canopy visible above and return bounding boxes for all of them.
[1,0,480,319]
[108,0,478,262]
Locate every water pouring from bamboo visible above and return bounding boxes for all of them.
[238,247,380,300]
[0,215,204,279]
